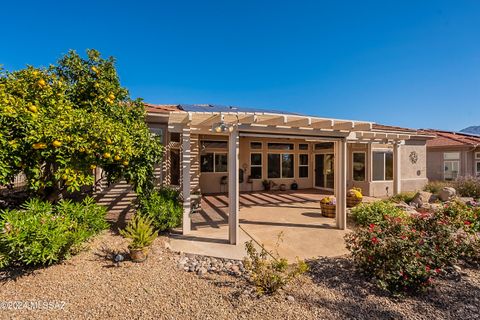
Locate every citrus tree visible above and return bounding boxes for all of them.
[0,50,163,201]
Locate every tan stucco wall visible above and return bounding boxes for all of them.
[427,146,480,181]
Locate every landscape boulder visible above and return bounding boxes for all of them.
[410,191,433,208]
[439,187,456,202]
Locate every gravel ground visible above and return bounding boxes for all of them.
[0,231,479,320]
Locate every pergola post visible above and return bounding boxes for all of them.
[182,127,191,235]
[335,139,347,230]
[228,128,239,245]
[393,141,402,195]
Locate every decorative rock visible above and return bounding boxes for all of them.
[197,267,208,276]
[395,202,418,215]
[287,295,295,302]
[410,191,433,208]
[439,187,456,202]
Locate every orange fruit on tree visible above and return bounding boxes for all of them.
[103,152,111,159]
[106,138,112,144]
[122,160,129,166]
[52,140,62,147]
[90,164,97,170]
[108,93,115,100]
[114,155,121,161]
[38,79,46,87]
[28,105,38,113]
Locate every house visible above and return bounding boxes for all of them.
[144,103,433,245]
[421,129,480,181]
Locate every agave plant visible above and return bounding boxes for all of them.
[120,214,157,249]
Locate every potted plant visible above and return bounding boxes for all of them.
[347,187,363,208]
[262,179,271,191]
[120,214,157,262]
[320,196,336,218]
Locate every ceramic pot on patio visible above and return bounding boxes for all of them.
[320,203,336,218]
[129,247,149,262]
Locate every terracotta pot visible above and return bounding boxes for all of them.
[129,247,149,262]
[320,203,336,218]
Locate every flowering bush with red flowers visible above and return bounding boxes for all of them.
[345,205,476,294]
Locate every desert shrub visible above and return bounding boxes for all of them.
[243,235,308,295]
[138,187,182,232]
[454,176,480,199]
[350,201,408,227]
[0,197,107,268]
[389,192,417,204]
[345,204,479,294]
[424,181,452,194]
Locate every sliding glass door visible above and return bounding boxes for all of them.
[315,154,334,190]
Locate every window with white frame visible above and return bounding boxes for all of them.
[250,153,262,179]
[372,151,393,181]
[353,152,366,181]
[250,142,262,149]
[268,153,294,178]
[475,152,480,177]
[443,152,460,181]
[299,154,309,178]
[201,153,227,173]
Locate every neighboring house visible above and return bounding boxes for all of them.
[144,103,433,244]
[422,129,480,181]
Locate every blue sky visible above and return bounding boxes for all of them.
[1,1,479,131]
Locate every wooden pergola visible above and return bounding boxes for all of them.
[168,110,408,245]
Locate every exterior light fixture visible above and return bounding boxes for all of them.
[212,121,234,133]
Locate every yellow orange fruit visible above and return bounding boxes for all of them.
[91,66,99,73]
[52,140,62,147]
[114,155,121,161]
[106,138,112,144]
[122,161,129,166]
[79,147,85,153]
[90,164,97,170]
[103,152,111,159]
[38,79,46,87]
[108,93,115,100]
[33,142,47,149]
[28,105,38,113]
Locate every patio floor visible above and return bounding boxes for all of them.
[169,189,375,260]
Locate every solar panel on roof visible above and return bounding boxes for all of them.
[178,104,302,116]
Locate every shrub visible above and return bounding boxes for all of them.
[0,197,107,268]
[454,176,480,199]
[120,214,157,249]
[389,192,417,204]
[345,203,479,294]
[243,235,308,295]
[424,181,452,194]
[138,187,182,232]
[350,201,408,227]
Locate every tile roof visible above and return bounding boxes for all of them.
[421,129,480,147]
[372,124,418,133]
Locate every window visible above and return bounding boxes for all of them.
[299,154,309,178]
[250,153,262,179]
[476,161,480,177]
[268,143,294,150]
[170,132,180,142]
[476,152,480,159]
[200,153,227,172]
[372,151,393,181]
[250,142,262,149]
[150,127,163,143]
[201,140,228,149]
[215,154,228,172]
[443,152,460,181]
[268,153,294,178]
[299,143,309,150]
[352,152,366,181]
